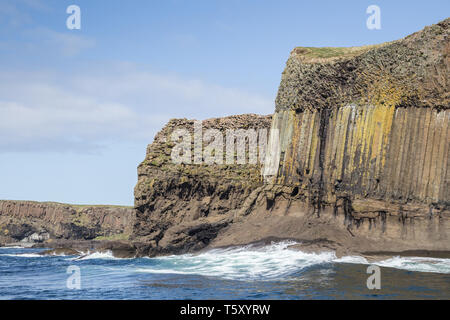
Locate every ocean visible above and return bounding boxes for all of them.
[0,241,449,300]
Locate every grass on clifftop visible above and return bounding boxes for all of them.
[292,43,388,63]
[68,203,133,209]
[0,200,133,209]
[94,233,130,241]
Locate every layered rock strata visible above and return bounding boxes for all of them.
[0,200,135,245]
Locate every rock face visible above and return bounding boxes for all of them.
[134,19,449,256]
[133,114,272,256]
[270,18,449,201]
[0,200,135,245]
[256,18,449,252]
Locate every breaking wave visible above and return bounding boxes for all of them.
[68,250,124,261]
[2,241,449,279]
[375,256,450,274]
[0,246,26,249]
[137,241,334,280]
[0,253,44,258]
[135,241,450,280]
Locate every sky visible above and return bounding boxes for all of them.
[0,0,448,206]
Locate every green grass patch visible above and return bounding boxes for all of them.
[293,43,388,62]
[94,233,130,241]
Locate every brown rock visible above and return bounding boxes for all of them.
[0,200,135,243]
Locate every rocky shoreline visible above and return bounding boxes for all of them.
[0,200,135,247]
[3,236,450,261]
[1,19,449,260]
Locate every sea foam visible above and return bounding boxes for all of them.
[135,241,450,279]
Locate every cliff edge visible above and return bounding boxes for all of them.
[133,114,272,256]
[134,18,449,257]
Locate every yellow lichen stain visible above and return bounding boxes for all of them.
[307,112,319,178]
[379,105,395,168]
[330,101,395,190]
[361,70,415,109]
[335,105,352,180]
[280,110,297,183]
[328,71,412,190]
[360,72,408,177]
[286,111,302,182]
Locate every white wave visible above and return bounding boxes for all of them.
[2,240,449,277]
[334,254,450,274]
[0,253,44,258]
[375,256,450,274]
[0,250,76,258]
[136,241,336,280]
[135,241,450,279]
[68,250,133,261]
[334,255,369,264]
[0,246,26,249]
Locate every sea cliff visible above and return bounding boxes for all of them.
[1,19,448,258]
[133,18,449,256]
[0,200,134,245]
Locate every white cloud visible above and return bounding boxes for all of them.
[0,65,273,153]
[18,27,96,57]
[0,0,50,28]
[18,0,51,12]
[41,28,95,57]
[0,0,32,27]
[0,0,94,58]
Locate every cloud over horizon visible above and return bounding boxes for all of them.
[0,0,274,155]
[0,65,274,154]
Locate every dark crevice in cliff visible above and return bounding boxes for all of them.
[380,211,387,233]
[291,186,299,197]
[316,107,331,217]
[266,198,275,210]
[342,197,354,228]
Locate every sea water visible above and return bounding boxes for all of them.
[0,241,449,299]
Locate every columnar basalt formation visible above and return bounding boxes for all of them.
[134,19,449,256]
[2,19,448,258]
[268,19,449,203]
[255,18,449,252]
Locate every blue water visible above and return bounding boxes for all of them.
[1,242,449,299]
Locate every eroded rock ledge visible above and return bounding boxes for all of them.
[132,114,273,256]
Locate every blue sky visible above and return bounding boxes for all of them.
[0,0,448,205]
